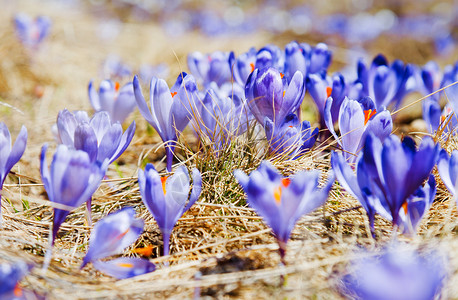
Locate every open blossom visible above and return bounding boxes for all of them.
[347,54,414,110]
[81,207,155,279]
[133,73,199,172]
[0,123,27,225]
[229,47,257,87]
[332,134,439,235]
[325,96,392,163]
[245,67,305,127]
[234,161,334,263]
[40,144,107,269]
[339,243,447,300]
[88,80,136,124]
[14,13,51,49]
[138,164,202,258]
[56,109,135,165]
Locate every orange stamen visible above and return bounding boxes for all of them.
[326,86,332,98]
[441,115,446,124]
[115,81,120,92]
[364,109,376,125]
[402,202,408,215]
[161,176,168,195]
[283,91,286,98]
[14,284,23,297]
[281,178,291,188]
[117,263,134,268]
[280,73,285,79]
[250,63,255,73]
[131,245,154,256]
[171,92,177,98]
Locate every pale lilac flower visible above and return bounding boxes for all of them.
[14,13,51,49]
[88,80,136,124]
[339,243,447,300]
[138,164,201,258]
[133,73,199,172]
[0,123,27,225]
[81,207,155,279]
[40,144,107,269]
[234,161,334,263]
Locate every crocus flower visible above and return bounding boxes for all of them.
[56,109,135,165]
[348,54,414,110]
[0,123,27,226]
[416,62,442,133]
[264,113,318,157]
[194,83,251,150]
[88,80,136,124]
[331,134,439,234]
[101,55,132,80]
[284,41,332,79]
[40,144,107,269]
[92,257,156,279]
[81,207,155,279]
[0,261,32,299]
[133,73,199,172]
[229,47,257,87]
[255,45,285,72]
[234,161,334,263]
[138,164,202,258]
[339,243,447,300]
[325,96,392,163]
[245,67,305,127]
[14,13,51,49]
[306,72,346,128]
[187,51,232,87]
[437,149,458,198]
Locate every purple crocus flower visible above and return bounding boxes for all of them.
[88,80,136,124]
[138,164,202,258]
[234,161,334,263]
[133,73,199,172]
[245,67,305,127]
[14,13,51,49]
[339,243,447,300]
[308,43,332,74]
[92,257,156,279]
[229,47,257,87]
[0,261,31,299]
[187,51,232,87]
[81,207,155,279]
[264,113,318,157]
[40,144,107,269]
[284,41,311,81]
[101,55,132,80]
[331,134,439,234]
[307,72,346,128]
[255,45,285,72]
[437,149,458,198]
[0,123,27,226]
[416,62,442,133]
[348,54,414,110]
[194,83,251,150]
[325,96,392,163]
[56,109,135,165]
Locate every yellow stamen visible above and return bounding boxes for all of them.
[364,109,376,125]
[283,91,286,98]
[161,176,168,195]
[274,186,282,204]
[117,263,134,268]
[326,86,332,98]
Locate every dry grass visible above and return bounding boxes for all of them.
[1,1,458,299]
